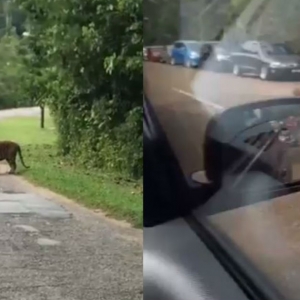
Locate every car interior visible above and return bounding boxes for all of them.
[144,0,300,297]
[144,91,300,299]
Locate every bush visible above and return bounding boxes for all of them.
[18,0,143,178]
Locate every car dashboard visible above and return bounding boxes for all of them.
[144,218,249,300]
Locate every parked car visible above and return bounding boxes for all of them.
[170,40,201,67]
[145,45,171,63]
[230,41,300,80]
[170,40,219,68]
[159,45,171,64]
[146,46,164,63]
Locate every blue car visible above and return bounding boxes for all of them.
[170,40,202,68]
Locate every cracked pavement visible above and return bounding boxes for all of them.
[0,174,142,300]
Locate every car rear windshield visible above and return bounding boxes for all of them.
[186,42,201,52]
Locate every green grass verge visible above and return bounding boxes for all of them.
[0,115,142,227]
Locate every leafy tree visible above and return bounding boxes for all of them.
[17,0,143,178]
[0,33,32,108]
[144,0,180,45]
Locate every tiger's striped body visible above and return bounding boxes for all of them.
[0,141,29,174]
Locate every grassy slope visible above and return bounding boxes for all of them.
[0,115,142,227]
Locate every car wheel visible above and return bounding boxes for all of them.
[260,65,271,80]
[233,64,242,76]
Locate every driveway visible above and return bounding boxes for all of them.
[0,108,143,300]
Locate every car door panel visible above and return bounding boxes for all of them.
[253,55,264,73]
[182,46,188,64]
[243,43,263,72]
[171,43,180,64]
[177,43,186,64]
[231,53,246,66]
[245,54,261,71]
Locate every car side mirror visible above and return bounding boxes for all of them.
[203,98,300,188]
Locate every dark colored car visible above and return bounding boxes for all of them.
[230,41,300,80]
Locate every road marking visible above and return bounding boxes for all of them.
[172,88,224,111]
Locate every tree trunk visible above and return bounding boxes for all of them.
[40,105,45,129]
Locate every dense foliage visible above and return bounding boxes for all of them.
[0,0,30,109]
[0,33,33,109]
[16,0,143,178]
[144,0,180,45]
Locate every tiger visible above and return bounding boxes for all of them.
[0,141,30,174]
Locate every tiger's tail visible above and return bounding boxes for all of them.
[17,145,30,169]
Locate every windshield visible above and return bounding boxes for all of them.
[263,43,295,55]
[186,42,201,52]
[144,0,300,298]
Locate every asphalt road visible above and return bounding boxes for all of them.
[144,61,300,177]
[0,109,142,300]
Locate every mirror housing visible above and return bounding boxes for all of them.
[203,98,300,187]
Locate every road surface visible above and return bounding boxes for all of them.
[0,107,40,119]
[0,108,142,300]
[144,61,300,177]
